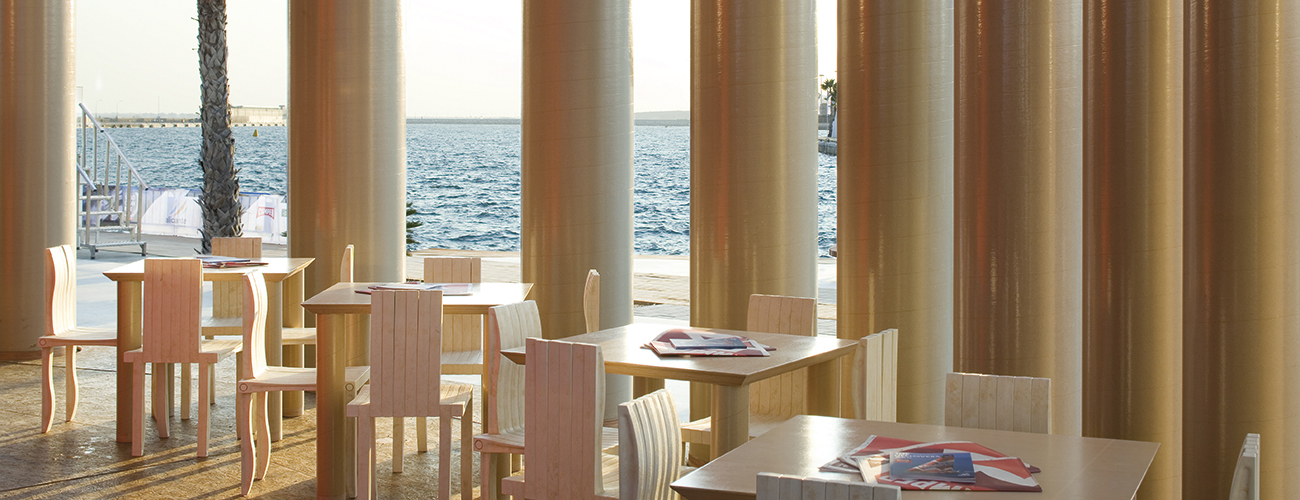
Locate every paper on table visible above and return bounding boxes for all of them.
[643,328,774,357]
[355,283,473,295]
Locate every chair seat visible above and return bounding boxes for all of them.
[201,316,242,337]
[240,365,369,393]
[440,349,484,374]
[680,412,788,444]
[473,426,620,455]
[39,327,117,347]
[347,381,476,418]
[123,337,242,364]
[281,327,317,345]
[500,454,621,500]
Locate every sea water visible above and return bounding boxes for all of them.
[101,123,838,256]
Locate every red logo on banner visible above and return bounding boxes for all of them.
[258,207,276,219]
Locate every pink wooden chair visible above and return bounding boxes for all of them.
[681,294,816,448]
[584,269,600,333]
[124,258,240,457]
[500,338,618,500]
[39,244,117,433]
[236,271,368,496]
[348,289,474,500]
[412,256,481,455]
[944,372,1051,434]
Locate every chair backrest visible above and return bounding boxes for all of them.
[368,289,445,417]
[944,372,1050,434]
[485,300,542,435]
[852,329,898,421]
[424,256,482,354]
[584,269,600,333]
[618,389,682,500]
[239,272,270,380]
[212,236,263,319]
[142,258,204,363]
[755,473,901,500]
[339,244,355,283]
[1228,433,1260,500]
[747,294,816,417]
[45,245,77,336]
[524,337,607,499]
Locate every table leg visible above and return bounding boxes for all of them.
[317,313,347,500]
[689,381,713,463]
[807,358,841,417]
[710,384,749,461]
[282,271,305,417]
[632,376,664,398]
[116,281,143,443]
[266,280,284,441]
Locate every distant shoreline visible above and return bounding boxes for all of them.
[96,117,691,127]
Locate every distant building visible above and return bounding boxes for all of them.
[231,105,286,125]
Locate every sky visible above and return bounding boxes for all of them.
[75,0,837,118]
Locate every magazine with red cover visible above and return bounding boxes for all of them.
[820,435,1042,492]
[642,328,774,357]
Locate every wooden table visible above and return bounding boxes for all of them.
[302,281,533,500]
[671,415,1161,500]
[499,322,859,460]
[103,257,314,444]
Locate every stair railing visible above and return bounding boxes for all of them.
[77,104,149,253]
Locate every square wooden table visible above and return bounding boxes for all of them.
[499,322,859,460]
[103,257,314,444]
[670,415,1161,500]
[302,281,533,500]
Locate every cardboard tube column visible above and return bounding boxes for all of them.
[1183,2,1300,497]
[690,0,818,460]
[521,0,634,419]
[1082,1,1182,498]
[954,0,1083,435]
[837,0,953,424]
[288,2,403,496]
[0,1,76,359]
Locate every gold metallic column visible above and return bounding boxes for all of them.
[520,0,634,417]
[837,0,953,425]
[0,0,75,359]
[1082,1,1182,498]
[1184,1,1300,498]
[690,0,818,461]
[288,3,403,498]
[954,0,1082,435]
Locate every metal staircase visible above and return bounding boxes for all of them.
[77,104,148,258]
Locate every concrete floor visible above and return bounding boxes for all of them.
[0,236,841,499]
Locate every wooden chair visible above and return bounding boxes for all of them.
[681,294,816,447]
[944,372,1050,434]
[278,244,354,367]
[1228,433,1260,500]
[474,300,620,499]
[236,271,369,496]
[124,258,241,457]
[348,289,474,500]
[39,245,117,433]
[500,338,619,500]
[584,269,600,333]
[619,389,691,500]
[851,328,897,421]
[755,473,901,500]
[204,236,263,336]
[424,256,483,375]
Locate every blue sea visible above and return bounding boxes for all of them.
[101,123,839,257]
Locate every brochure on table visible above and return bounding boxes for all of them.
[819,435,1042,492]
[643,328,774,357]
[355,283,473,296]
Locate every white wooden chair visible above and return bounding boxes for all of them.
[39,244,117,433]
[681,294,816,447]
[619,389,691,500]
[944,372,1050,434]
[348,289,474,500]
[500,338,619,500]
[851,328,897,421]
[755,473,901,500]
[124,258,241,457]
[236,271,369,496]
[584,269,600,333]
[424,255,483,375]
[1228,433,1260,500]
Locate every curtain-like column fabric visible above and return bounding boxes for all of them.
[690,0,818,461]
[1183,1,1300,498]
[0,0,76,359]
[1082,1,1183,498]
[837,0,953,424]
[954,0,1083,436]
[521,0,634,418]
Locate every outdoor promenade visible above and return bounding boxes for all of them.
[0,234,839,499]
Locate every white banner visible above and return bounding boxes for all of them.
[132,187,287,244]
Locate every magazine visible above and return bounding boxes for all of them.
[642,328,774,357]
[669,337,749,349]
[355,282,473,296]
[197,256,268,268]
[824,436,1042,492]
[888,452,976,483]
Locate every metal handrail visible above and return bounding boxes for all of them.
[76,103,150,248]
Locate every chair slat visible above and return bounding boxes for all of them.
[946,371,1051,434]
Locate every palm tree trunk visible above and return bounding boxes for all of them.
[197,0,240,254]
